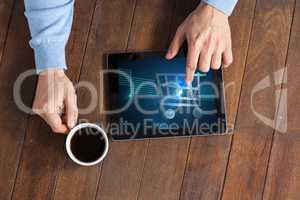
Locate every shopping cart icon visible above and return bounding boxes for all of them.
[156,72,206,119]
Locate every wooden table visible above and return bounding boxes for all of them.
[0,0,299,199]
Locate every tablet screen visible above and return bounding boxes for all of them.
[106,51,227,140]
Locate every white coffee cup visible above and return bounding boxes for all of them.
[66,123,109,166]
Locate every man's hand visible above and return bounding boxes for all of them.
[32,70,78,134]
[166,3,233,85]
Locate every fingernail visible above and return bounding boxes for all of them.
[62,126,68,133]
[186,80,191,86]
[166,51,172,59]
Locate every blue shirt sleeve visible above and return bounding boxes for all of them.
[24,0,237,73]
[202,0,238,16]
[24,0,74,73]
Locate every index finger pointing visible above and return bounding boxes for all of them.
[185,41,201,85]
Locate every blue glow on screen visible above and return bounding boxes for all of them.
[112,52,225,138]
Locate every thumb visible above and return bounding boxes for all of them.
[166,27,185,59]
[42,113,68,133]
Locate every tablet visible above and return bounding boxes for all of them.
[105,50,227,140]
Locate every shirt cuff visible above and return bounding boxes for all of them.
[202,0,238,16]
[32,43,67,73]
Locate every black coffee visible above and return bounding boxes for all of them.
[70,127,106,162]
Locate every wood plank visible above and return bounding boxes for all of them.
[222,0,295,199]
[263,1,300,199]
[179,0,257,199]
[11,0,98,199]
[0,0,14,63]
[136,1,197,200]
[0,1,35,199]
[53,1,137,200]
[95,0,176,199]
[274,0,299,136]
[138,138,189,200]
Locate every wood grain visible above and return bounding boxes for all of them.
[11,0,98,199]
[95,0,176,199]
[136,1,197,200]
[0,0,299,199]
[0,0,14,64]
[138,138,189,200]
[263,1,300,199]
[180,0,257,199]
[222,0,295,199]
[0,1,35,199]
[53,0,137,200]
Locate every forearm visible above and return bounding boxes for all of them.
[202,0,238,16]
[24,0,74,73]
